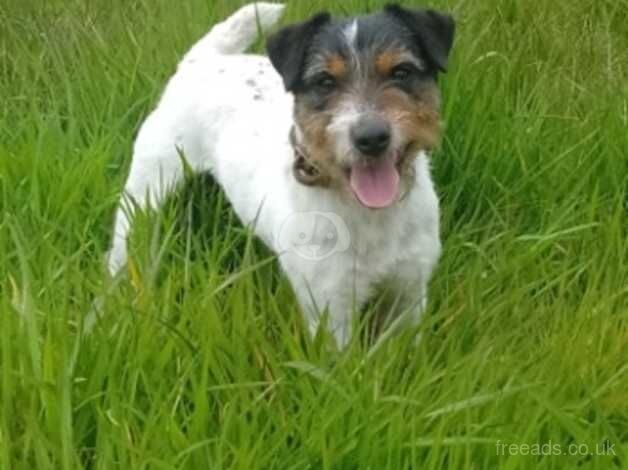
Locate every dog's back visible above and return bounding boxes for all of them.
[107,3,289,274]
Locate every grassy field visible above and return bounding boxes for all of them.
[1,0,627,468]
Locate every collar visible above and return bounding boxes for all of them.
[290,126,330,187]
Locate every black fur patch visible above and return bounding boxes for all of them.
[266,12,331,92]
[266,4,455,94]
[384,5,455,72]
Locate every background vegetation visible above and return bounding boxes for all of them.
[1,0,627,468]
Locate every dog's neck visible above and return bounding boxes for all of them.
[289,126,330,187]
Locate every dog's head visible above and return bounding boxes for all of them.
[267,4,454,209]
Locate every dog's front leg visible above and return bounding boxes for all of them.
[298,287,354,350]
[284,264,363,350]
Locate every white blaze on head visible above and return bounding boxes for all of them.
[343,20,358,47]
[342,19,363,80]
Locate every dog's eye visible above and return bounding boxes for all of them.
[391,64,416,81]
[313,73,337,91]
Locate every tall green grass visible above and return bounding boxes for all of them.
[1,0,627,468]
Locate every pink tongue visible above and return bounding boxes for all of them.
[350,155,400,209]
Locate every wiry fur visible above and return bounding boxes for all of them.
[107,3,453,348]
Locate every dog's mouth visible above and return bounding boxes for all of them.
[347,145,411,209]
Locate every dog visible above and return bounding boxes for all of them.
[107,2,455,349]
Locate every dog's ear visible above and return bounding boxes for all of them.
[266,12,331,92]
[385,4,455,73]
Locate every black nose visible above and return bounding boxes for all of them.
[350,118,391,157]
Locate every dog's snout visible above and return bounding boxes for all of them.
[350,117,391,157]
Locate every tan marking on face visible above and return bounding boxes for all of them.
[294,96,348,189]
[376,84,442,192]
[377,85,442,153]
[326,54,348,79]
[293,66,443,199]
[375,51,403,77]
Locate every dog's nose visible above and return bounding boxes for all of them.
[350,118,391,157]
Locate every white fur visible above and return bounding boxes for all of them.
[343,20,359,46]
[107,3,442,349]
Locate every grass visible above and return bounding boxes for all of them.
[1,0,627,468]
